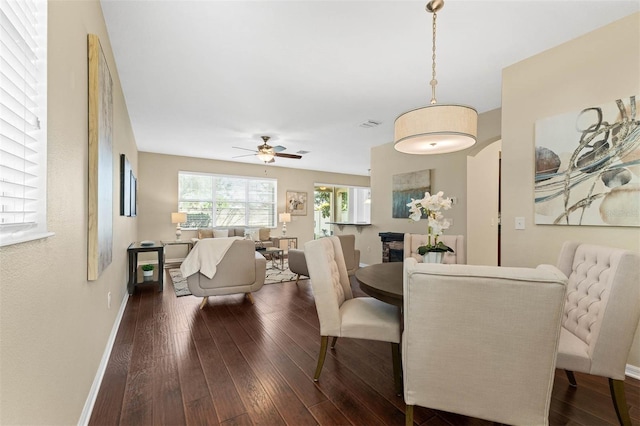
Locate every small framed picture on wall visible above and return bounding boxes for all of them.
[286,191,307,216]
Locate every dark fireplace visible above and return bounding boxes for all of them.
[378,232,405,263]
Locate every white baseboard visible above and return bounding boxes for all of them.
[77,292,129,426]
[626,364,640,380]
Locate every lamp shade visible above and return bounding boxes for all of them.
[171,212,187,224]
[279,213,291,223]
[394,104,478,155]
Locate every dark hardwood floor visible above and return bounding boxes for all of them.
[89,271,640,425]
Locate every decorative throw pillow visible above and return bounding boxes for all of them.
[198,228,213,239]
[213,229,229,238]
[259,228,270,241]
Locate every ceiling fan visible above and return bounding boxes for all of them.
[233,136,303,163]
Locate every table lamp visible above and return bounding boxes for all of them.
[279,212,291,236]
[171,212,187,240]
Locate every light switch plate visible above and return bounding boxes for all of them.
[515,217,525,230]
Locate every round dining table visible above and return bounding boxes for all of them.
[355,262,403,307]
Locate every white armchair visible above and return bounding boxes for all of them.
[555,241,640,426]
[182,239,267,309]
[402,259,567,425]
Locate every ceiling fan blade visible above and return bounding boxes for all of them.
[232,153,257,158]
[233,146,258,152]
[275,152,302,159]
[267,158,276,163]
[272,145,286,153]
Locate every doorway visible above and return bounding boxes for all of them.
[466,140,501,265]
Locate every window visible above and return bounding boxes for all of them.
[314,184,370,238]
[178,172,277,229]
[0,0,50,246]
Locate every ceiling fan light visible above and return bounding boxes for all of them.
[257,151,275,163]
[394,104,477,154]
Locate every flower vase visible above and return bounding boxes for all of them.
[423,252,444,264]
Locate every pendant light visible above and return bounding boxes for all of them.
[394,0,477,155]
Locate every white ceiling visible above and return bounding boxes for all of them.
[101,0,639,176]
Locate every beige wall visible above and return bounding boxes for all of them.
[362,108,502,266]
[0,1,138,424]
[501,14,640,366]
[137,152,369,258]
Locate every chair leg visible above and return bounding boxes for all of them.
[314,336,329,382]
[565,369,577,387]
[391,342,402,396]
[245,293,255,304]
[330,336,338,349]
[295,274,300,284]
[199,297,208,310]
[405,404,414,426]
[609,378,632,426]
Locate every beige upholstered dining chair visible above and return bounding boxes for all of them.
[554,241,640,426]
[402,259,567,426]
[304,236,401,391]
[289,234,361,284]
[336,234,361,275]
[403,233,466,264]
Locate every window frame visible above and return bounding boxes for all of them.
[178,171,278,229]
[0,0,52,247]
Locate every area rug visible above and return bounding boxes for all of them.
[169,260,299,297]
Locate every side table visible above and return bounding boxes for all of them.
[161,240,193,267]
[264,247,284,270]
[127,241,164,294]
[275,236,297,252]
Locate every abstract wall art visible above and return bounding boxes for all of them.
[534,95,639,227]
[392,169,432,218]
[88,34,113,280]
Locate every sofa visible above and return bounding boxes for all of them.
[182,239,267,309]
[193,227,277,248]
[288,234,361,283]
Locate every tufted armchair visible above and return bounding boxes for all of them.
[403,233,466,264]
[555,241,640,426]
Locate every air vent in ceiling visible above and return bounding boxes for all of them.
[359,120,382,128]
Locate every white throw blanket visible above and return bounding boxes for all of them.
[180,237,243,279]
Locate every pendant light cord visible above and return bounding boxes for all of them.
[430,10,438,105]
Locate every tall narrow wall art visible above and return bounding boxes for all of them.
[88,34,113,280]
[534,96,639,227]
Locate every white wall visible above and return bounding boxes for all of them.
[501,13,640,366]
[0,1,139,424]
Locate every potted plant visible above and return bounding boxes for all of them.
[141,264,154,280]
[407,191,455,263]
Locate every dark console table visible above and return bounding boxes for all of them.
[127,241,164,294]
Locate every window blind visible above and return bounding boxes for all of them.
[0,0,49,246]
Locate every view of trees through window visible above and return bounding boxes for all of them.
[179,172,277,228]
[314,184,370,238]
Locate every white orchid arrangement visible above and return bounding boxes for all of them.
[407,191,454,254]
